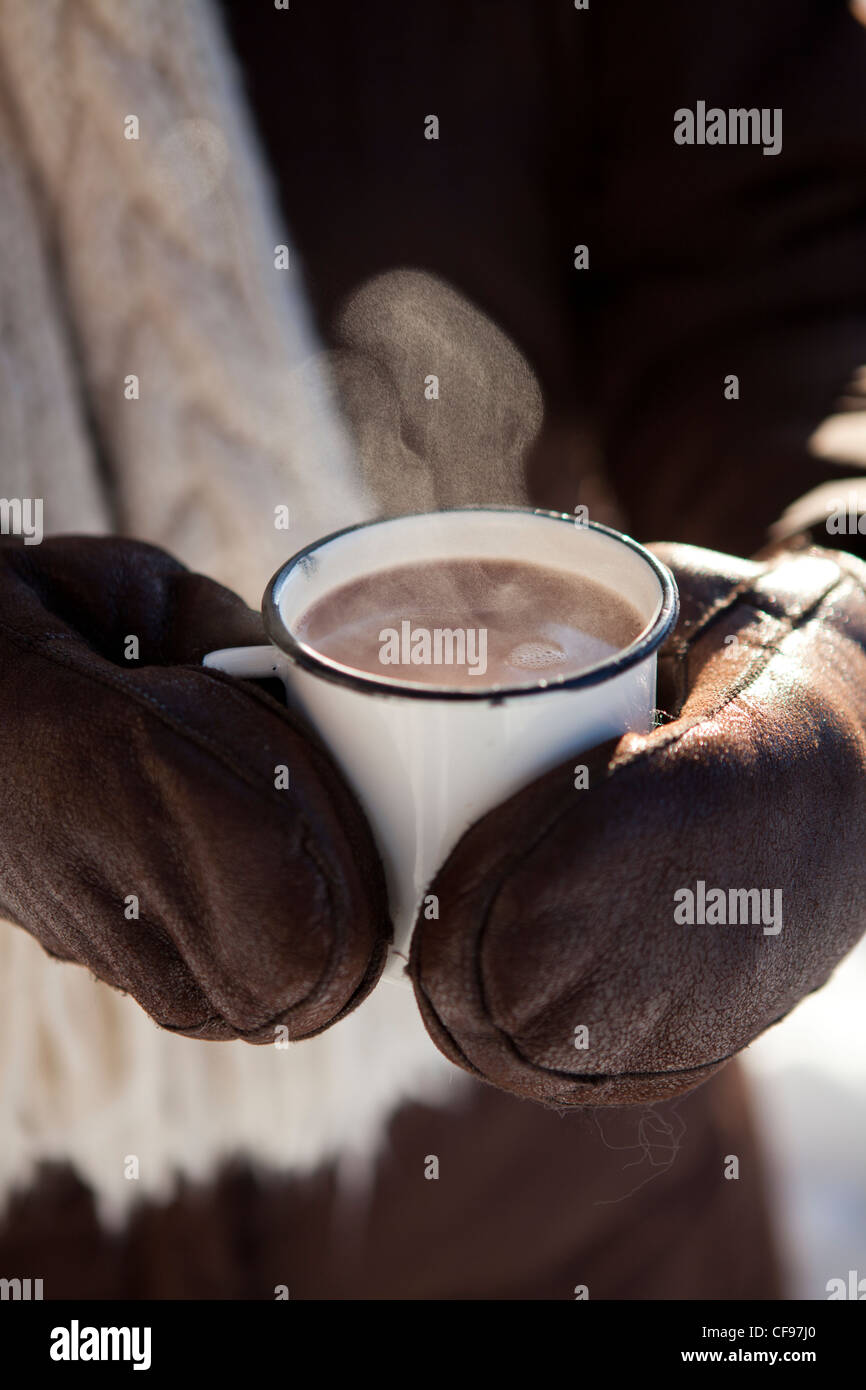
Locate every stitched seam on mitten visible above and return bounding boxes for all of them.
[663,568,784,715]
[618,571,852,771]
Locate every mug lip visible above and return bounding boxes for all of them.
[262,506,679,703]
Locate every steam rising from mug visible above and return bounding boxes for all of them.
[330,269,544,513]
[189,269,544,606]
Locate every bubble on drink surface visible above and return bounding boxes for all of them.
[506,639,569,672]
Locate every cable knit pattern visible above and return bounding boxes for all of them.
[0,0,371,603]
[0,0,458,1221]
[0,89,110,533]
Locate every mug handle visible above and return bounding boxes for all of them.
[202,645,287,681]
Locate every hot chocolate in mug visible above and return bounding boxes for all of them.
[204,507,679,985]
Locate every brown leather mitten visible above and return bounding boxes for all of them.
[408,540,866,1105]
[0,536,390,1041]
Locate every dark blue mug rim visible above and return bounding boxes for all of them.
[262,506,680,703]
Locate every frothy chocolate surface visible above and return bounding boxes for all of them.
[295,557,645,689]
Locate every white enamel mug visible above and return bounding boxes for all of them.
[204,507,678,986]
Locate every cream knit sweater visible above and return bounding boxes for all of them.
[0,0,503,1222]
